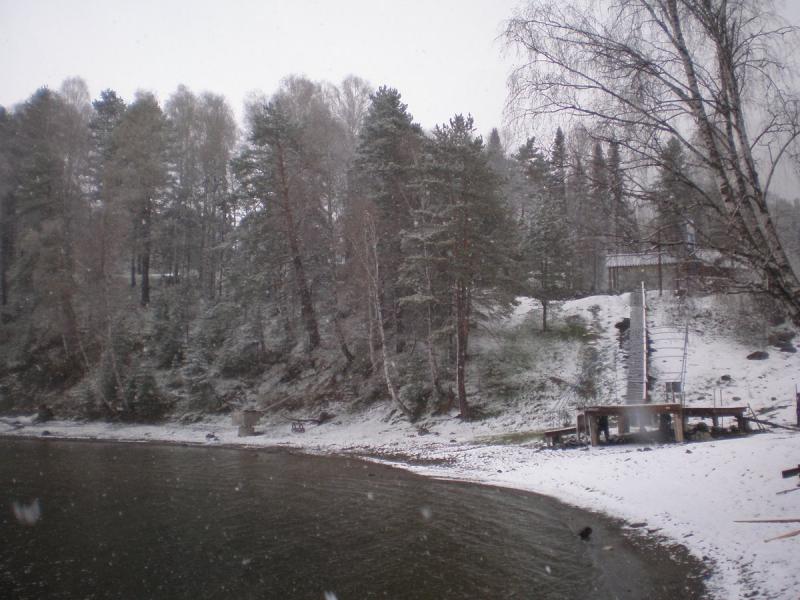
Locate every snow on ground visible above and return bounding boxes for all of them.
[2,292,800,599]
[647,291,800,415]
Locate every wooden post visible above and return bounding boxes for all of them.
[588,415,600,446]
[712,416,719,428]
[738,415,750,432]
[618,413,628,435]
[673,411,684,443]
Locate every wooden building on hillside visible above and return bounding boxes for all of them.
[606,250,741,293]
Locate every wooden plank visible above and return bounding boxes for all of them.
[544,426,577,438]
[765,528,800,542]
[735,518,800,523]
[682,406,747,417]
[782,466,800,479]
[745,417,800,432]
[584,403,681,417]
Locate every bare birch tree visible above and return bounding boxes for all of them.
[358,209,414,420]
[505,0,800,322]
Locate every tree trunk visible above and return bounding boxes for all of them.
[130,253,136,287]
[541,257,549,332]
[374,284,412,420]
[324,192,353,364]
[0,193,12,306]
[140,250,150,306]
[666,0,800,324]
[140,198,151,307]
[423,247,445,405]
[455,281,470,420]
[364,213,413,420]
[542,299,548,332]
[275,142,320,351]
[366,298,376,372]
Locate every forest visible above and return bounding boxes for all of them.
[3,0,800,424]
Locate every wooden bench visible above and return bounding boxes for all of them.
[543,425,578,447]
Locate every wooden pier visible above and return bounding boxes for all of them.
[542,284,751,448]
[577,403,749,446]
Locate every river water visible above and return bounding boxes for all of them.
[0,438,706,599]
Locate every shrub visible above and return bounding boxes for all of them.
[123,371,169,422]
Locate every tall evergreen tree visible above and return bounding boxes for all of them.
[354,86,423,353]
[89,89,127,285]
[588,142,609,291]
[0,107,13,307]
[425,115,520,419]
[550,127,567,215]
[237,94,323,351]
[7,88,91,374]
[113,92,170,307]
[515,136,572,330]
[651,136,732,259]
[607,140,638,251]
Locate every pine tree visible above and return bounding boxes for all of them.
[89,90,127,285]
[607,140,638,251]
[425,115,520,419]
[237,97,322,351]
[653,137,705,255]
[353,86,424,353]
[515,136,572,330]
[588,142,609,291]
[7,88,91,373]
[0,106,13,307]
[550,127,567,215]
[112,92,170,307]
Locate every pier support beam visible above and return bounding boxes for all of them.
[617,414,628,435]
[588,416,600,446]
[672,411,685,443]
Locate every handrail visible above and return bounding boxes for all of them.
[640,282,648,403]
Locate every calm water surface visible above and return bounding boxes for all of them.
[0,438,705,599]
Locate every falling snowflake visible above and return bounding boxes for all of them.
[12,498,41,526]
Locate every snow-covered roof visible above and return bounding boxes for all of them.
[605,252,680,268]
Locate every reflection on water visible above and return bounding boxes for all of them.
[0,439,704,599]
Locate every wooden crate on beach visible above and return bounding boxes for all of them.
[232,409,263,437]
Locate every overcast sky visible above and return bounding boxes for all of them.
[0,0,521,135]
[1,0,799,143]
